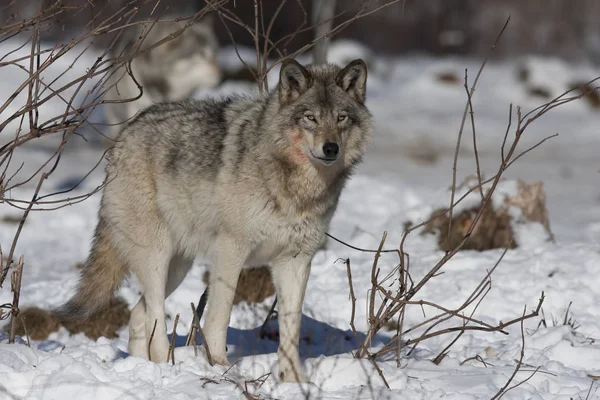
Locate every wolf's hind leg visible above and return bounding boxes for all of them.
[128,255,192,359]
[202,236,247,366]
[271,255,311,383]
[127,245,172,363]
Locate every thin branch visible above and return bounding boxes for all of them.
[167,313,180,365]
[8,256,24,343]
[148,319,158,362]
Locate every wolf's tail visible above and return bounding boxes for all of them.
[55,217,128,319]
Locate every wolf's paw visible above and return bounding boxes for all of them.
[209,355,231,367]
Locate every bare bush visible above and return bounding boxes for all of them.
[334,18,599,388]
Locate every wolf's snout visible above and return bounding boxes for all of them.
[322,142,339,159]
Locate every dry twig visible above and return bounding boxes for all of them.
[327,16,586,390]
[167,313,180,365]
[8,256,24,343]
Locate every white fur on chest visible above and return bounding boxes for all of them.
[158,182,323,267]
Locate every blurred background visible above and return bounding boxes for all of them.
[2,0,599,63]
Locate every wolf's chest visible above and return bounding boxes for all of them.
[245,220,320,266]
[242,209,322,257]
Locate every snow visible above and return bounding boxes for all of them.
[2,38,600,399]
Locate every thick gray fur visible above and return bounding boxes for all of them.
[59,58,372,382]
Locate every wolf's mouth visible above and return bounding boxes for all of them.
[309,150,337,165]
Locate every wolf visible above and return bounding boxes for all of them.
[59,58,372,382]
[103,16,221,138]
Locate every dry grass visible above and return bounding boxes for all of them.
[435,71,461,85]
[569,81,600,109]
[516,64,530,83]
[1,215,24,224]
[5,297,130,341]
[506,180,552,235]
[424,201,516,251]
[423,180,552,251]
[527,86,552,99]
[7,307,61,340]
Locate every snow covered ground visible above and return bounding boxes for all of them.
[1,38,600,399]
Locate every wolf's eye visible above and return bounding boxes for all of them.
[304,114,317,123]
[337,115,348,122]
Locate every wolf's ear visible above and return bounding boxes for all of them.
[336,59,367,103]
[279,59,312,105]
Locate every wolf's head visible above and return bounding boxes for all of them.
[276,59,372,170]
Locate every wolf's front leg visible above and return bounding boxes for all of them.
[271,254,311,383]
[128,297,148,358]
[202,237,247,366]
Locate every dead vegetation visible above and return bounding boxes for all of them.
[507,180,553,239]
[527,86,552,99]
[516,64,530,83]
[0,215,24,225]
[328,18,599,391]
[517,65,600,109]
[5,297,130,341]
[6,306,60,340]
[435,71,461,85]
[424,200,515,251]
[422,180,552,251]
[570,81,600,109]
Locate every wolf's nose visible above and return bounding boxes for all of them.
[323,142,339,159]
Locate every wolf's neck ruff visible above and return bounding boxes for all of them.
[268,147,351,217]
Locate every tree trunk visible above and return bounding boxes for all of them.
[312,0,336,64]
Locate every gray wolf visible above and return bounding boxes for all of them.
[104,15,221,138]
[59,58,372,382]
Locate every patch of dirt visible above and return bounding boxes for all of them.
[203,266,275,305]
[1,214,23,224]
[6,297,130,341]
[516,64,530,83]
[569,81,600,109]
[527,86,552,99]
[435,71,461,85]
[61,297,130,339]
[6,307,61,340]
[423,202,515,252]
[422,180,552,251]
